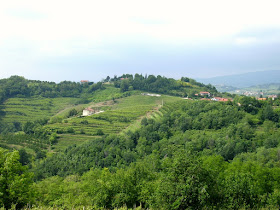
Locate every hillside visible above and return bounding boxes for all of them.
[0,74,215,152]
[197,70,280,88]
[1,74,280,209]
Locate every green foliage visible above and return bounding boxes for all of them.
[155,151,213,209]
[96,129,104,136]
[113,73,217,96]
[1,75,280,209]
[67,108,78,117]
[0,148,33,209]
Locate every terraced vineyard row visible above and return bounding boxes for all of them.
[0,97,79,124]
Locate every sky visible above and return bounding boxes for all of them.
[1,0,280,82]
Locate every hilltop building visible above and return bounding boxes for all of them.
[80,80,89,83]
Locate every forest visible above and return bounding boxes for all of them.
[0,75,280,209]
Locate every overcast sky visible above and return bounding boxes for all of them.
[1,0,280,82]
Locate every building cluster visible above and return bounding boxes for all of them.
[257,95,278,101]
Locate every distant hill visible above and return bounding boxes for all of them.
[197,70,280,88]
[226,83,280,96]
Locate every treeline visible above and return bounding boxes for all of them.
[112,74,218,97]
[0,75,105,103]
[0,74,217,103]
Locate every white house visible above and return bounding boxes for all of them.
[82,108,95,116]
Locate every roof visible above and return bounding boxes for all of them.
[81,80,89,83]
[200,91,210,94]
[84,108,94,111]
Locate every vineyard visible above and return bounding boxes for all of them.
[45,94,180,137]
[0,93,181,154]
[0,97,79,124]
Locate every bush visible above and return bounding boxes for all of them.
[67,127,75,134]
[96,129,104,135]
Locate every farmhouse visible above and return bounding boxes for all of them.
[82,108,95,116]
[200,91,210,97]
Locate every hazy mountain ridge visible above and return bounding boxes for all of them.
[215,83,280,94]
[197,70,280,88]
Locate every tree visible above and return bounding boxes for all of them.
[155,151,214,209]
[18,148,31,166]
[120,80,130,92]
[0,148,33,209]
[23,121,35,134]
[68,108,78,117]
[97,129,104,135]
[261,104,275,121]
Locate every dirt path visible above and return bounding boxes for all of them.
[54,100,116,117]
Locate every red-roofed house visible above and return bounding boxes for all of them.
[81,80,89,83]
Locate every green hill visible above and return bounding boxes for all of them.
[3,74,280,209]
